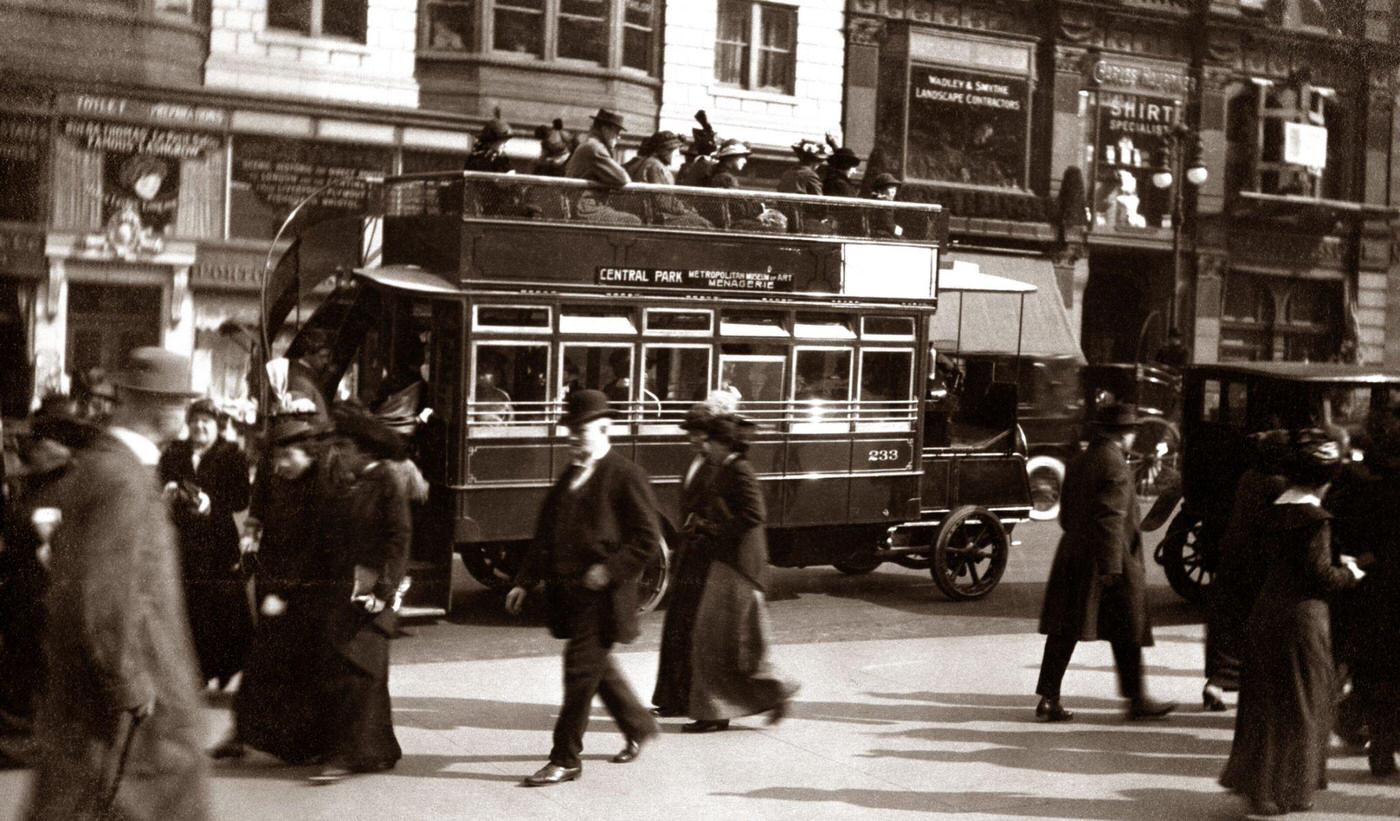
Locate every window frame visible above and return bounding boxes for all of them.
[714,0,797,95]
[855,346,917,432]
[638,342,713,433]
[468,339,553,437]
[424,0,659,75]
[472,303,554,334]
[267,0,368,41]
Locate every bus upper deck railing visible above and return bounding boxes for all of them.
[464,398,919,438]
[385,171,947,246]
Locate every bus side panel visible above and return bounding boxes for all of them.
[781,438,854,526]
[953,455,1031,510]
[465,225,623,282]
[849,473,921,522]
[466,486,552,542]
[465,441,553,483]
[921,455,952,511]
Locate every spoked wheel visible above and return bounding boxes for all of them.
[930,505,1009,601]
[1130,418,1181,499]
[636,534,672,613]
[459,542,522,590]
[1156,513,1213,604]
[1025,454,1066,521]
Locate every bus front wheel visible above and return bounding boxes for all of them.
[458,542,521,590]
[930,506,1009,601]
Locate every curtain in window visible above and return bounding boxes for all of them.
[558,0,607,64]
[757,4,794,91]
[714,0,750,86]
[622,0,655,71]
[495,0,545,55]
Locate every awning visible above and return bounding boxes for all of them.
[931,252,1085,361]
[353,265,463,296]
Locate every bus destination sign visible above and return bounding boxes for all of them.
[597,266,796,293]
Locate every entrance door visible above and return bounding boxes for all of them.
[66,284,161,378]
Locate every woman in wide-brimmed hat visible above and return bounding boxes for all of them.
[821,146,862,197]
[777,139,828,195]
[684,413,798,733]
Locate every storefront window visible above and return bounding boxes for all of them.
[425,0,475,50]
[906,64,1028,188]
[715,1,796,94]
[1087,93,1178,229]
[268,0,367,42]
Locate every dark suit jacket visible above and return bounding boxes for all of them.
[516,449,662,646]
[1039,435,1153,645]
[158,439,250,578]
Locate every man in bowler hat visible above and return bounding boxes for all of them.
[25,347,210,820]
[1034,402,1177,722]
[506,390,661,785]
[565,108,642,225]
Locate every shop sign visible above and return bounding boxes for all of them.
[0,227,45,276]
[57,93,228,130]
[230,136,390,241]
[907,64,1028,188]
[1090,92,1179,230]
[1090,60,1195,96]
[0,113,47,223]
[191,246,267,291]
[597,266,796,292]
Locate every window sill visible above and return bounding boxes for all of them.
[706,84,797,106]
[416,51,661,86]
[258,28,373,55]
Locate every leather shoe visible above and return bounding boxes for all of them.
[766,699,791,726]
[1202,685,1227,712]
[523,763,581,786]
[1127,697,1177,720]
[612,732,655,764]
[681,719,729,734]
[1035,697,1074,722]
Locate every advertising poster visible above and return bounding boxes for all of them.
[1090,93,1178,229]
[230,135,390,240]
[906,64,1028,188]
[0,114,46,222]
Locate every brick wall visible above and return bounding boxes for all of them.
[205,0,419,107]
[659,0,845,151]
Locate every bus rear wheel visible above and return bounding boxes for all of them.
[458,542,520,590]
[930,506,1009,601]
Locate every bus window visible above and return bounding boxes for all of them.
[858,348,914,431]
[719,345,785,420]
[794,348,852,401]
[644,308,713,335]
[720,310,789,337]
[471,342,549,435]
[861,316,915,339]
[473,305,551,333]
[560,308,637,335]
[562,344,633,403]
[641,345,711,426]
[794,313,856,341]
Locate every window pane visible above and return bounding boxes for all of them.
[426,1,474,50]
[475,306,551,330]
[495,1,544,55]
[860,350,913,402]
[267,0,312,33]
[622,0,655,71]
[795,349,852,401]
[645,310,712,334]
[154,0,194,16]
[322,0,367,39]
[643,347,711,420]
[714,0,750,86]
[863,317,915,337]
[757,4,794,92]
[563,345,633,401]
[558,0,608,64]
[720,345,785,411]
[473,344,549,426]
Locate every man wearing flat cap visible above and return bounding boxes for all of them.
[25,347,210,820]
[565,108,643,225]
[1034,402,1177,724]
[506,390,661,786]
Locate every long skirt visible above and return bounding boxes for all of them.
[651,543,710,714]
[183,574,252,686]
[688,562,796,721]
[1219,601,1335,809]
[322,609,401,771]
[232,592,335,764]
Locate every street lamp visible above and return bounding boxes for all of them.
[1151,121,1207,336]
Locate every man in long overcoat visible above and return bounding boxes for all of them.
[1034,402,1176,722]
[506,390,660,786]
[26,348,209,820]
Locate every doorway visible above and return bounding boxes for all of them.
[66,283,162,379]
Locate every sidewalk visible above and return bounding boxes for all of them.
[4,622,1395,820]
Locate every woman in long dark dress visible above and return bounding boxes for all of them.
[652,401,721,717]
[685,414,797,733]
[1220,428,1366,815]
[309,408,411,783]
[159,399,252,688]
[1202,430,1288,711]
[211,416,346,765]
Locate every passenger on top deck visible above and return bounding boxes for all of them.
[676,110,718,187]
[463,108,514,174]
[865,173,904,238]
[565,108,643,226]
[776,140,828,196]
[704,140,788,233]
[625,130,711,229]
[532,119,572,177]
[822,145,862,198]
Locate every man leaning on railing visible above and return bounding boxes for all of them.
[565,109,643,226]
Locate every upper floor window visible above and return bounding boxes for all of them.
[269,0,368,42]
[715,0,796,95]
[1226,77,1350,201]
[422,0,658,75]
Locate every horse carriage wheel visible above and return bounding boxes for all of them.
[930,505,1009,601]
[1156,513,1213,604]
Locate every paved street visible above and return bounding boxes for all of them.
[4,519,1397,820]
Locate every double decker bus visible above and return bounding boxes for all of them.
[272,172,1032,615]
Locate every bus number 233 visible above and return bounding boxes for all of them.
[867,448,903,464]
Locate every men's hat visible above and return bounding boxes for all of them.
[714,139,751,159]
[559,389,618,429]
[1090,402,1142,430]
[646,130,684,155]
[591,108,626,131]
[269,414,324,447]
[535,118,571,157]
[111,347,198,398]
[791,139,829,161]
[828,147,862,170]
[870,172,901,189]
[186,397,223,424]
[477,107,513,146]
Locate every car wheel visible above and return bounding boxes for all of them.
[930,505,1009,601]
[1025,454,1065,521]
